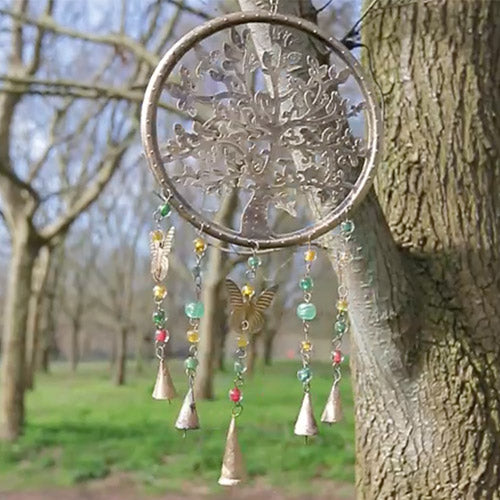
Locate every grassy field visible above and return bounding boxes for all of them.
[0,361,355,496]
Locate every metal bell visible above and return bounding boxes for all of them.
[218,416,246,486]
[321,382,343,424]
[152,359,177,401]
[294,391,318,437]
[175,387,200,431]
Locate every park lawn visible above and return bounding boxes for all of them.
[0,361,355,495]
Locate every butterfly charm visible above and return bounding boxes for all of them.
[150,227,175,283]
[225,279,278,335]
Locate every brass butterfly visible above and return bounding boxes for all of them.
[225,279,278,335]
[150,227,175,282]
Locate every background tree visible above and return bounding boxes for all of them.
[0,0,188,440]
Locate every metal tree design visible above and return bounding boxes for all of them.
[163,27,366,238]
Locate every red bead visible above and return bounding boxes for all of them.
[229,387,241,402]
[333,349,342,364]
[155,329,168,343]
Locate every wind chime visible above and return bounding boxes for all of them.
[141,9,381,486]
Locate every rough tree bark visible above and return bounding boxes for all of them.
[343,1,500,497]
[241,0,500,497]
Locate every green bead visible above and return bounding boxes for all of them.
[248,255,262,268]
[185,301,204,319]
[234,360,246,374]
[185,357,198,370]
[299,277,314,291]
[159,203,171,217]
[335,320,347,334]
[297,367,312,383]
[296,303,317,321]
[153,310,166,326]
[341,220,354,235]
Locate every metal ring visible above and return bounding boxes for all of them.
[141,11,382,249]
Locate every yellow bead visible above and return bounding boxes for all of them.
[187,330,200,343]
[304,249,316,262]
[301,340,313,352]
[237,336,248,348]
[153,285,167,301]
[241,284,255,298]
[194,237,207,254]
[151,230,163,242]
[337,299,348,312]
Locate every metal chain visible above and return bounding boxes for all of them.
[231,246,257,418]
[331,220,355,385]
[151,200,172,361]
[298,242,315,393]
[185,240,206,380]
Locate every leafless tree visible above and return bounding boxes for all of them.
[0,0,189,439]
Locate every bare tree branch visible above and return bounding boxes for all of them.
[0,74,184,115]
[39,125,137,242]
[0,7,160,67]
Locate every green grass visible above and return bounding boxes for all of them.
[0,361,355,494]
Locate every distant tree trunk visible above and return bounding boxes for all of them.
[135,330,145,374]
[215,325,228,372]
[246,334,258,377]
[262,273,287,366]
[194,245,226,399]
[40,239,65,373]
[114,325,128,386]
[69,317,81,373]
[0,225,40,440]
[195,192,238,399]
[25,245,52,390]
[263,327,277,366]
[212,281,229,372]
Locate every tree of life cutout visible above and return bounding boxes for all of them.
[162,26,366,239]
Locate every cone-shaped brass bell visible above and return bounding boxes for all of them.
[294,391,318,437]
[152,359,177,401]
[321,382,343,424]
[175,387,200,431]
[218,416,246,486]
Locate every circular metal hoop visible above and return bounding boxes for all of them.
[141,11,382,249]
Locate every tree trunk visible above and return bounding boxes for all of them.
[342,1,500,497]
[41,243,65,372]
[246,333,258,377]
[263,326,277,366]
[195,191,238,399]
[213,282,229,372]
[114,325,127,386]
[215,324,228,372]
[194,245,227,399]
[0,226,40,440]
[69,318,80,373]
[25,245,51,390]
[239,0,500,496]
